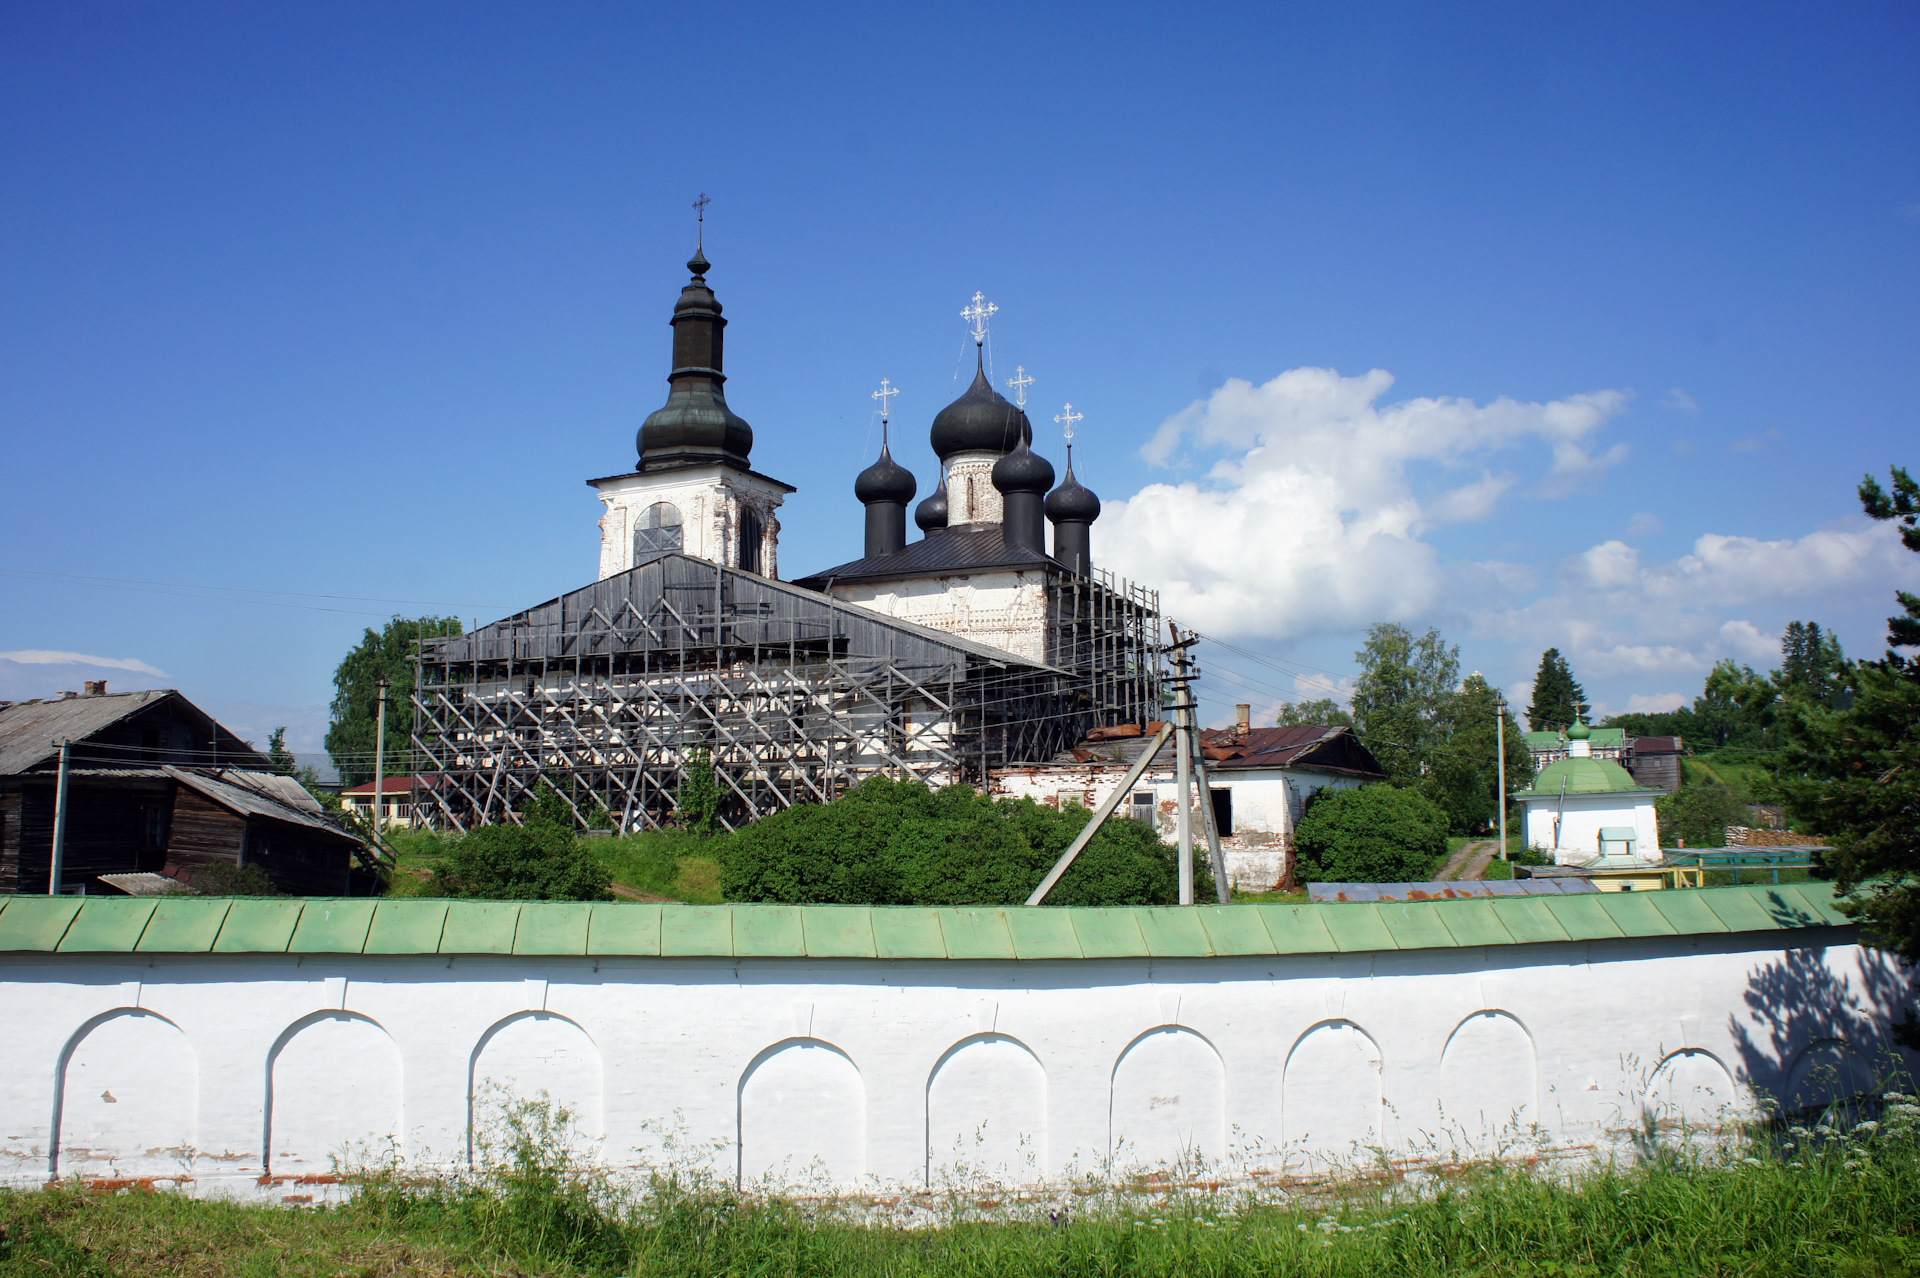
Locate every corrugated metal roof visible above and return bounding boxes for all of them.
[0,691,174,775]
[164,767,355,840]
[1516,756,1662,797]
[0,883,1850,959]
[1308,879,1600,901]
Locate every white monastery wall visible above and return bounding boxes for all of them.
[831,570,1050,666]
[5,926,1904,1199]
[1522,794,1662,860]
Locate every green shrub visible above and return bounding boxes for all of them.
[183,861,280,896]
[596,830,727,903]
[1657,783,1751,849]
[431,822,614,901]
[722,776,1195,906]
[1293,784,1449,883]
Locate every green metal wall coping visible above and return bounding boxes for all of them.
[0,884,1852,961]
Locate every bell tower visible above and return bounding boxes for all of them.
[587,219,793,579]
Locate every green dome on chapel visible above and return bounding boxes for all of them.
[1517,756,1650,797]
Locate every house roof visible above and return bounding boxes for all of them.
[1010,723,1387,781]
[0,882,1853,959]
[164,767,357,842]
[1196,725,1388,778]
[341,775,432,795]
[1515,756,1661,798]
[0,690,174,775]
[1633,736,1685,753]
[794,523,1061,590]
[1524,727,1627,749]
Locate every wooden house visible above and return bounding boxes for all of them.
[0,687,374,895]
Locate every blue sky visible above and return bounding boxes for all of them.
[4,1,1918,750]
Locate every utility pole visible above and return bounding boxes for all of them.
[1168,626,1198,905]
[373,676,389,846]
[1190,734,1233,904]
[1494,695,1509,861]
[48,739,71,895]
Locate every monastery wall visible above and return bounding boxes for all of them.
[0,889,1910,1202]
[830,570,1050,665]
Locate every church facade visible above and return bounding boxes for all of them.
[409,248,1163,832]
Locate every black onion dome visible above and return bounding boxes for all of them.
[854,442,916,505]
[637,251,754,470]
[992,437,1055,495]
[1046,461,1102,522]
[930,356,1032,460]
[914,472,950,531]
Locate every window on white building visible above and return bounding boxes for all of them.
[634,502,683,557]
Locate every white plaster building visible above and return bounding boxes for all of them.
[993,723,1387,891]
[1513,721,1664,865]
[2,888,1909,1200]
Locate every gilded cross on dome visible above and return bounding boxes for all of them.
[1006,365,1033,409]
[961,291,997,346]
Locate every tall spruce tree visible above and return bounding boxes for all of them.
[1526,648,1590,731]
[1777,466,1920,968]
[325,616,463,787]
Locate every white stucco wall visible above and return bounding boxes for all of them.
[592,467,786,579]
[8,925,1898,1199]
[1519,793,1662,861]
[943,451,1003,526]
[831,570,1050,665]
[993,765,1368,890]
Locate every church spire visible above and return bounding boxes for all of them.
[635,202,753,472]
[855,379,915,557]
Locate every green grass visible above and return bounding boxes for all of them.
[1683,751,1774,793]
[7,1100,1919,1278]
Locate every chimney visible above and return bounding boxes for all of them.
[1236,703,1250,741]
[58,690,78,700]
[84,680,107,696]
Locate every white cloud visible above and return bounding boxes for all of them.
[1627,512,1663,537]
[1626,691,1687,713]
[1664,388,1699,413]
[0,650,167,676]
[1481,521,1920,680]
[1101,367,1630,638]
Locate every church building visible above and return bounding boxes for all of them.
[411,245,1163,832]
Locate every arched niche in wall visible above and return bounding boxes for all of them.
[1784,1038,1875,1118]
[1438,1010,1537,1152]
[1649,1048,1738,1132]
[737,1038,864,1191]
[1109,1026,1225,1174]
[55,1010,197,1180]
[469,1012,603,1167]
[926,1033,1045,1188]
[1282,1019,1383,1166]
[267,1012,402,1176]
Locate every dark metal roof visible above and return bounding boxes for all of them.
[1632,736,1685,753]
[796,522,1061,589]
[1197,725,1387,778]
[0,690,266,777]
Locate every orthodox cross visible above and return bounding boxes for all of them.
[1006,365,1033,408]
[693,192,710,246]
[961,291,997,346]
[1054,403,1083,443]
[872,378,898,425]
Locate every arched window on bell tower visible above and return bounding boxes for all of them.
[633,502,683,560]
[738,507,764,573]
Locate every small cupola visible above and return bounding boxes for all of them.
[992,438,1054,554]
[854,381,915,558]
[914,470,950,534]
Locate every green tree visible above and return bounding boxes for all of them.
[1774,465,1920,964]
[325,616,463,787]
[675,747,722,835]
[722,776,1195,907]
[1275,697,1353,728]
[1526,648,1590,732]
[1655,783,1749,849]
[1348,622,1459,791]
[1292,784,1449,883]
[265,727,298,776]
[1421,674,1535,836]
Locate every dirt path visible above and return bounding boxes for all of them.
[1434,839,1499,881]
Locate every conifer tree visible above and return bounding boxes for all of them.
[1526,648,1590,731]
